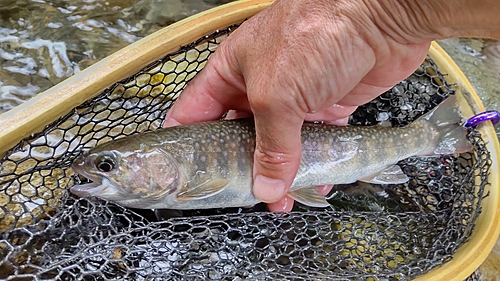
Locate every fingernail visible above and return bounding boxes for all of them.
[253,174,286,203]
[267,196,294,213]
[163,115,181,128]
[325,117,349,126]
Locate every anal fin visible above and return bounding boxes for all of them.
[359,165,409,185]
[288,186,330,208]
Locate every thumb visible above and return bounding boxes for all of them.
[251,101,304,203]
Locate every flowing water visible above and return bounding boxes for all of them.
[0,0,231,113]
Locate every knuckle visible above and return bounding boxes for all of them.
[249,93,276,113]
[254,142,299,172]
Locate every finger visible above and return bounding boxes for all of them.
[305,104,358,124]
[250,97,305,203]
[322,117,350,126]
[163,85,227,128]
[163,41,248,128]
[267,195,295,212]
[337,82,393,106]
[225,110,253,120]
[338,43,430,106]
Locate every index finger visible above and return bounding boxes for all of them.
[163,44,248,128]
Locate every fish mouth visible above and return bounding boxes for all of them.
[70,177,123,200]
[70,156,116,198]
[69,152,123,200]
[70,155,102,197]
[70,179,105,197]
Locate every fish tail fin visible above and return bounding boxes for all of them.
[419,95,472,154]
[288,186,330,208]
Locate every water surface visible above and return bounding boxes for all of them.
[0,0,230,113]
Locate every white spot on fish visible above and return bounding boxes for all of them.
[339,135,362,141]
[200,155,206,162]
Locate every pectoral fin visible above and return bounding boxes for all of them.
[288,186,330,208]
[176,178,230,201]
[359,165,409,184]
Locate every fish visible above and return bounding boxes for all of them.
[70,95,472,210]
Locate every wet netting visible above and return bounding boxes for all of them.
[0,25,492,280]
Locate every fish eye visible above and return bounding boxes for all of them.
[95,155,116,172]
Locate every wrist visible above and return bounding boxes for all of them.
[368,0,500,42]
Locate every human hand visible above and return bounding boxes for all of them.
[163,0,456,211]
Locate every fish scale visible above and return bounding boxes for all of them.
[70,96,471,209]
[293,121,432,188]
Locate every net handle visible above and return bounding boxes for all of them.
[0,0,274,159]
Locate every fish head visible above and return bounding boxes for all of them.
[70,147,183,208]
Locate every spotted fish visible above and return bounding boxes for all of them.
[70,96,471,209]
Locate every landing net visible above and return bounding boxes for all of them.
[0,26,491,280]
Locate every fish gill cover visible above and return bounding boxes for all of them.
[0,26,492,280]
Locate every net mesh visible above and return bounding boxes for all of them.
[0,25,492,280]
